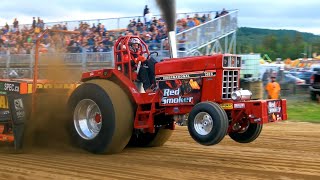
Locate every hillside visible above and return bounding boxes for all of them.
[236,27,320,60]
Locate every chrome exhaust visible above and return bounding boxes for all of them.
[168,31,178,58]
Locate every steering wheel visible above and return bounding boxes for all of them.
[146,51,158,60]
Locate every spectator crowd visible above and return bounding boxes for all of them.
[0,7,229,55]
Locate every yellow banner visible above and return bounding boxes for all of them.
[26,83,81,93]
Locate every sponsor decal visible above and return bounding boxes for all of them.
[220,103,233,109]
[14,98,25,119]
[159,78,202,106]
[162,74,190,80]
[14,99,24,111]
[0,82,20,93]
[267,100,282,122]
[162,88,193,104]
[234,103,245,108]
[156,71,216,81]
[268,101,281,114]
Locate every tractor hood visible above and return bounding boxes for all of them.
[155,54,223,75]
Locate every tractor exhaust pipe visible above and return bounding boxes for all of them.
[156,0,177,58]
[168,31,178,58]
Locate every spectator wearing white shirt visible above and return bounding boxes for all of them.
[145,10,152,28]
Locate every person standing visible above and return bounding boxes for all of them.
[144,10,152,28]
[143,5,149,24]
[265,75,281,99]
[32,17,36,29]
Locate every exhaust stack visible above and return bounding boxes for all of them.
[156,0,177,58]
[168,31,178,58]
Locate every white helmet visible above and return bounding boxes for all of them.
[129,38,141,53]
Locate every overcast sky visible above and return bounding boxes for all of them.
[0,0,320,35]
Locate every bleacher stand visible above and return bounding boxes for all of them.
[0,10,223,55]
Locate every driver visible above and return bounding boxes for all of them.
[128,38,154,93]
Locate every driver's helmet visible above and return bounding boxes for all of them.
[129,38,141,54]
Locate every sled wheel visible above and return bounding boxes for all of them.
[129,126,173,147]
[68,79,133,154]
[229,122,263,143]
[187,102,228,145]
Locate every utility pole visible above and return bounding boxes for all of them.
[309,45,312,58]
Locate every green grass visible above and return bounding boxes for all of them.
[286,95,320,123]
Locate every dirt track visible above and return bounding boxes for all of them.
[0,121,319,180]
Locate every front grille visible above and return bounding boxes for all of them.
[223,56,241,68]
[222,70,239,99]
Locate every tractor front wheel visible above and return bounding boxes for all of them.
[187,102,228,145]
[68,79,133,154]
[229,122,263,143]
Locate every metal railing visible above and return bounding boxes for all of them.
[0,49,189,79]
[175,10,238,53]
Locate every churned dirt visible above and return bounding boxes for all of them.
[23,55,81,149]
[0,121,319,180]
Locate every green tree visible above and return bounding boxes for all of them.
[262,35,277,50]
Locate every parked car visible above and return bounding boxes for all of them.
[289,71,313,84]
[283,72,306,85]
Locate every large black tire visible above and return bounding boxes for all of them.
[68,79,133,154]
[310,91,317,101]
[187,102,228,146]
[229,123,263,143]
[128,127,173,147]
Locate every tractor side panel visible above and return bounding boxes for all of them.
[156,70,217,107]
[201,69,223,102]
[158,78,202,107]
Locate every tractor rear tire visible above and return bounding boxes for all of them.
[128,127,173,147]
[68,79,133,154]
[187,102,228,146]
[229,123,263,143]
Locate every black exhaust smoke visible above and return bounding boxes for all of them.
[156,0,178,58]
[155,0,176,31]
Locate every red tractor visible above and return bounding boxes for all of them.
[67,35,287,154]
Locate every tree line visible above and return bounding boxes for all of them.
[236,27,320,60]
